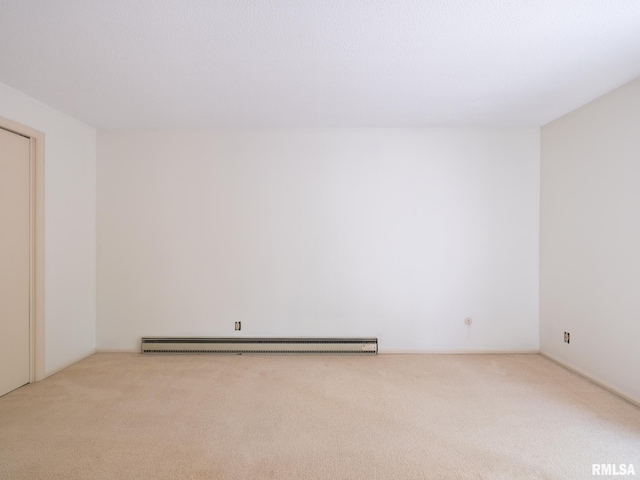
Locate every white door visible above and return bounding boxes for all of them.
[0,127,31,397]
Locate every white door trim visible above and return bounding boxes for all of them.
[0,115,45,382]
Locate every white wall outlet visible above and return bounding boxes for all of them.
[235,321,241,331]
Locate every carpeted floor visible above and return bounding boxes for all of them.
[0,353,638,479]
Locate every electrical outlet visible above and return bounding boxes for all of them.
[564,331,570,344]
[235,321,241,331]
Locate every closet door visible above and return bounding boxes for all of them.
[0,127,31,397]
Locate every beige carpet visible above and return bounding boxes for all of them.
[0,353,638,479]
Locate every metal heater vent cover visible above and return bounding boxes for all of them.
[141,337,378,355]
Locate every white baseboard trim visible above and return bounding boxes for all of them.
[95,348,140,353]
[42,348,95,380]
[96,347,539,355]
[540,351,640,408]
[379,348,539,355]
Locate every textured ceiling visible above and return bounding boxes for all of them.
[1,0,640,128]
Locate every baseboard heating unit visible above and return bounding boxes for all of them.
[141,337,378,355]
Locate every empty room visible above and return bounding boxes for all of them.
[1,1,639,479]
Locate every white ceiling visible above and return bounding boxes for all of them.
[1,0,640,129]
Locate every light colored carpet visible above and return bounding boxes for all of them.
[0,353,638,479]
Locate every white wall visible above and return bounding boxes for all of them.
[541,78,640,403]
[0,83,96,374]
[98,129,539,352]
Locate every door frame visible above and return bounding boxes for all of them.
[0,115,45,382]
